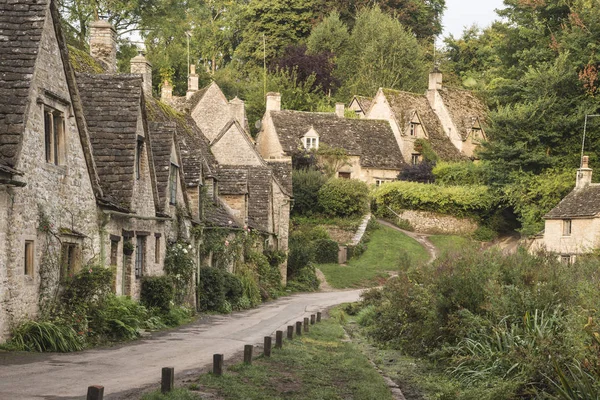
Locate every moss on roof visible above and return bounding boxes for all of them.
[68,45,105,74]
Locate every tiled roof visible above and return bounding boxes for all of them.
[185,85,211,111]
[352,96,373,113]
[267,160,293,196]
[437,88,488,140]
[205,197,241,228]
[148,121,176,211]
[247,167,272,232]
[76,73,143,209]
[0,0,47,168]
[217,166,248,195]
[382,89,466,161]
[545,184,600,219]
[145,96,218,186]
[269,110,405,170]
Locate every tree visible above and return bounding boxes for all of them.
[306,11,349,56]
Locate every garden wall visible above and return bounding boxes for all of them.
[394,209,478,235]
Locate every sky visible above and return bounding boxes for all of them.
[441,0,506,39]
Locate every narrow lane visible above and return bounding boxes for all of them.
[0,289,362,399]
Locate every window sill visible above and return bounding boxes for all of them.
[42,163,67,175]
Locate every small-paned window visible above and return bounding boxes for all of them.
[410,123,416,136]
[60,243,80,281]
[135,237,145,278]
[561,255,572,265]
[338,172,351,179]
[411,154,420,165]
[24,241,34,276]
[375,179,389,187]
[563,219,572,236]
[44,107,65,165]
[304,137,318,150]
[155,236,160,264]
[169,163,179,205]
[136,138,144,180]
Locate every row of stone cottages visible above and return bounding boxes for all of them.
[0,0,291,340]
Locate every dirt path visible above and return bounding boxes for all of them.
[316,268,335,292]
[377,219,438,264]
[0,290,363,400]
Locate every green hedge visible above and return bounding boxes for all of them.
[314,239,339,263]
[140,276,174,313]
[292,168,328,215]
[318,178,370,217]
[432,161,487,186]
[372,181,497,218]
[198,267,244,312]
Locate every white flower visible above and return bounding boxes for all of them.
[182,249,188,254]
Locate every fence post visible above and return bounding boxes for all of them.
[317,312,322,322]
[161,367,174,394]
[213,354,224,376]
[310,314,316,325]
[275,330,283,348]
[86,386,104,400]
[244,345,253,365]
[303,317,309,333]
[287,325,294,339]
[296,321,302,336]
[264,336,272,357]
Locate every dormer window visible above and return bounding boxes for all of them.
[44,107,66,165]
[303,128,319,150]
[410,123,416,136]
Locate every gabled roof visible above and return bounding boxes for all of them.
[544,184,600,219]
[217,166,248,195]
[382,89,466,161]
[205,197,242,228]
[186,84,212,111]
[350,96,373,114]
[76,73,151,209]
[269,110,405,170]
[211,119,256,147]
[148,121,178,212]
[247,166,272,232]
[0,0,48,169]
[266,160,293,196]
[437,88,488,141]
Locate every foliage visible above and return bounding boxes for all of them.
[397,162,435,183]
[433,161,488,186]
[316,145,350,178]
[313,239,339,264]
[164,242,196,305]
[60,264,113,310]
[291,168,328,216]
[373,181,497,219]
[414,138,439,163]
[140,276,175,313]
[306,11,349,56]
[247,251,282,300]
[272,45,339,94]
[198,266,249,313]
[8,320,83,352]
[471,225,498,242]
[286,263,320,292]
[318,178,370,217]
[88,295,148,341]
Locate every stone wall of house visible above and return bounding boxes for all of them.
[0,190,9,339]
[256,115,285,160]
[220,194,246,223]
[211,125,263,166]
[190,83,232,142]
[271,181,290,283]
[366,92,412,164]
[542,218,600,255]
[131,111,156,217]
[187,187,201,221]
[427,89,464,154]
[392,209,478,235]
[0,10,101,340]
[358,168,399,186]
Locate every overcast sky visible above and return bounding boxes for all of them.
[441,0,506,39]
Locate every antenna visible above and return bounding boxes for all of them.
[581,114,600,167]
[263,33,267,98]
[186,31,192,78]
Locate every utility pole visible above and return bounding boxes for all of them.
[186,31,192,77]
[263,33,267,98]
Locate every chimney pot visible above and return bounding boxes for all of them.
[335,103,345,118]
[266,92,281,112]
[130,51,153,95]
[89,19,117,73]
[428,68,443,91]
[186,64,199,99]
[161,80,173,102]
[576,155,593,189]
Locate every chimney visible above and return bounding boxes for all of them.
[161,80,173,102]
[186,64,199,99]
[266,92,281,112]
[89,19,117,73]
[576,155,593,189]
[335,103,345,118]
[428,66,443,91]
[229,97,247,127]
[130,51,153,95]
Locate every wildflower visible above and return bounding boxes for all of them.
[228,220,232,225]
[88,268,93,274]
[225,240,230,246]
[183,249,188,254]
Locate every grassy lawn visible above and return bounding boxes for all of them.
[142,315,392,400]
[318,224,430,288]
[428,235,475,257]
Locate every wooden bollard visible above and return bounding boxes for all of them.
[87,386,104,400]
[213,354,224,376]
[310,314,316,325]
[296,321,302,335]
[275,330,283,349]
[304,317,309,333]
[287,325,294,339]
[161,367,174,393]
[264,336,272,357]
[317,312,322,322]
[244,345,253,365]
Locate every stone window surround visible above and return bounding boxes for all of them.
[411,153,421,165]
[22,235,37,281]
[169,162,179,205]
[375,179,391,187]
[562,219,572,236]
[154,233,161,264]
[38,91,71,169]
[24,238,35,279]
[302,131,319,150]
[136,135,145,181]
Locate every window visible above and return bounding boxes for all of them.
[561,255,572,265]
[411,154,420,165]
[24,241,34,276]
[169,163,179,204]
[375,179,389,187]
[44,107,65,165]
[304,136,318,150]
[135,237,145,278]
[110,239,119,266]
[410,123,416,136]
[338,172,351,179]
[136,138,144,180]
[563,219,572,236]
[198,185,204,219]
[154,235,160,264]
[60,243,80,281]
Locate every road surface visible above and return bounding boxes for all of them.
[0,289,363,399]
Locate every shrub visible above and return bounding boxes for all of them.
[292,168,328,215]
[61,265,113,309]
[164,242,196,305]
[89,295,147,341]
[471,225,498,242]
[318,178,369,217]
[287,233,315,278]
[433,161,488,186]
[398,161,435,183]
[286,263,320,292]
[198,267,226,312]
[141,276,174,313]
[249,251,282,300]
[9,320,84,352]
[313,238,339,263]
[162,306,194,327]
[222,272,244,306]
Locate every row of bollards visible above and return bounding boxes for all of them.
[85,311,323,399]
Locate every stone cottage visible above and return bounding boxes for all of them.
[0,0,103,339]
[348,96,373,118]
[530,156,600,263]
[365,69,487,161]
[256,93,406,186]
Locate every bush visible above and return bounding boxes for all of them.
[292,168,328,215]
[222,272,244,306]
[198,267,226,312]
[318,178,370,217]
[471,225,498,242]
[287,233,315,278]
[9,320,84,352]
[398,161,435,183]
[164,242,196,305]
[313,238,339,263]
[286,264,320,292]
[61,265,113,309]
[141,276,175,313]
[433,161,488,186]
[89,295,147,341]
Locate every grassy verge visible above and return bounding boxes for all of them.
[428,234,474,257]
[142,314,392,400]
[318,224,429,288]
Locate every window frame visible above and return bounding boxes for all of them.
[338,171,351,179]
[44,106,66,165]
[136,137,144,180]
[24,240,34,276]
[411,154,420,165]
[169,163,179,205]
[135,236,145,279]
[154,235,161,264]
[562,219,572,236]
[60,242,80,282]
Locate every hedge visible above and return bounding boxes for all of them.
[318,178,370,217]
[140,275,175,313]
[314,238,339,263]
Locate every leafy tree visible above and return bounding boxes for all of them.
[306,11,349,56]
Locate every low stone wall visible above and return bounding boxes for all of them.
[394,209,478,235]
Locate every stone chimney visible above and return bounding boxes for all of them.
[576,155,593,189]
[428,67,443,91]
[229,97,246,127]
[161,80,173,102]
[266,92,281,112]
[90,20,117,73]
[130,51,153,95]
[335,103,345,118]
[186,64,199,99]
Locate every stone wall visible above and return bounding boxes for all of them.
[211,124,263,166]
[220,194,246,223]
[256,114,285,160]
[271,181,290,283]
[542,218,600,255]
[190,83,232,142]
[392,209,478,235]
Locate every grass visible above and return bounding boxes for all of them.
[428,235,475,258]
[142,315,392,400]
[318,224,430,288]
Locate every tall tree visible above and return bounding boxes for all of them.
[306,11,349,56]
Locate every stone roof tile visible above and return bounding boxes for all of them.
[217,166,248,195]
[148,121,176,211]
[437,88,488,140]
[545,184,600,219]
